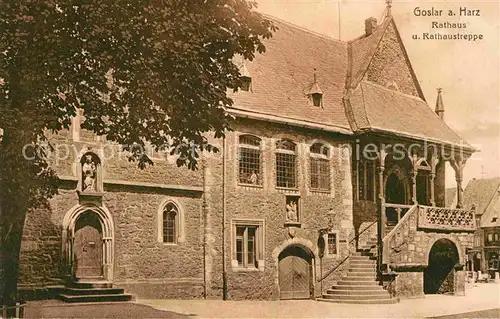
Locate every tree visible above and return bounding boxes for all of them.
[0,0,275,306]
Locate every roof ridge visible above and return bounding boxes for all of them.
[359,83,372,128]
[258,12,346,44]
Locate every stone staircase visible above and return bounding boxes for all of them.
[318,235,399,304]
[59,280,134,303]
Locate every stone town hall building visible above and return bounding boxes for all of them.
[19,11,477,303]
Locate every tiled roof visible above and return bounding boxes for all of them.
[229,15,473,150]
[463,177,500,215]
[347,19,389,90]
[229,18,351,131]
[482,192,500,228]
[348,81,473,148]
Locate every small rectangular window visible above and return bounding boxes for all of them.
[327,233,338,256]
[232,220,264,270]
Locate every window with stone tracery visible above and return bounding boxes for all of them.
[276,140,297,189]
[310,143,331,191]
[238,135,262,186]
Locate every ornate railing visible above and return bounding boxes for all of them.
[384,203,413,227]
[418,205,475,231]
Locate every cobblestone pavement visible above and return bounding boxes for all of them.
[431,308,500,318]
[138,283,500,318]
[24,300,188,318]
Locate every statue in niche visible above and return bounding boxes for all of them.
[248,170,258,185]
[286,201,298,222]
[82,154,97,192]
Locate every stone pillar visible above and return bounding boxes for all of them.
[450,157,467,209]
[376,146,387,280]
[410,154,418,205]
[411,171,418,205]
[429,156,439,207]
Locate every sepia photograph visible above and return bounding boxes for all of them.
[0,0,499,318]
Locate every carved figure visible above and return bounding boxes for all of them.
[82,154,97,192]
[286,201,298,221]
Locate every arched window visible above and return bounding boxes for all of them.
[276,140,297,188]
[238,135,262,185]
[159,201,184,244]
[310,143,331,191]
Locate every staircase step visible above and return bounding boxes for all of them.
[350,256,376,261]
[322,293,391,300]
[348,271,375,276]
[343,276,377,281]
[317,298,398,304]
[331,284,384,291]
[337,280,378,286]
[350,267,376,272]
[60,293,134,303]
[63,287,125,295]
[349,265,376,270]
[326,289,388,295]
[67,281,113,289]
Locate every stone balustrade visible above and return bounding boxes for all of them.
[417,205,475,231]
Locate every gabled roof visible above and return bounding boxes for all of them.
[229,17,351,132]
[463,177,500,215]
[228,14,474,151]
[347,81,473,148]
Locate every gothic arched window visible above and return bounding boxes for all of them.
[162,203,178,244]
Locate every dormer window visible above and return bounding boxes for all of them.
[306,68,323,107]
[312,93,322,107]
[235,54,252,92]
[241,76,252,92]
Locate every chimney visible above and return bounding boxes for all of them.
[435,88,445,120]
[365,17,378,36]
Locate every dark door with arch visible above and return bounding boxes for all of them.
[385,173,407,225]
[424,239,459,294]
[278,246,313,299]
[73,212,103,278]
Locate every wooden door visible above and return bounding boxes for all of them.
[279,246,312,299]
[74,225,103,278]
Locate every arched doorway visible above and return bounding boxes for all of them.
[385,172,407,225]
[424,239,459,294]
[62,204,114,282]
[278,245,313,300]
[73,212,103,278]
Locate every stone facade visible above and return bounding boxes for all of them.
[365,22,420,97]
[17,13,475,303]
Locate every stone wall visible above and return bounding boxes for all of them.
[383,206,474,298]
[222,119,354,300]
[20,118,355,301]
[365,21,420,97]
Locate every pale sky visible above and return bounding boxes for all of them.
[255,0,500,188]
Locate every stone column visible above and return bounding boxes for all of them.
[429,156,439,207]
[410,154,418,205]
[411,171,418,205]
[376,146,387,281]
[450,157,467,209]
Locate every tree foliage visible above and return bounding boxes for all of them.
[0,0,275,303]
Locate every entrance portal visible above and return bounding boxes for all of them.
[385,173,407,225]
[278,245,313,299]
[74,212,103,278]
[424,239,459,294]
[62,204,114,282]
